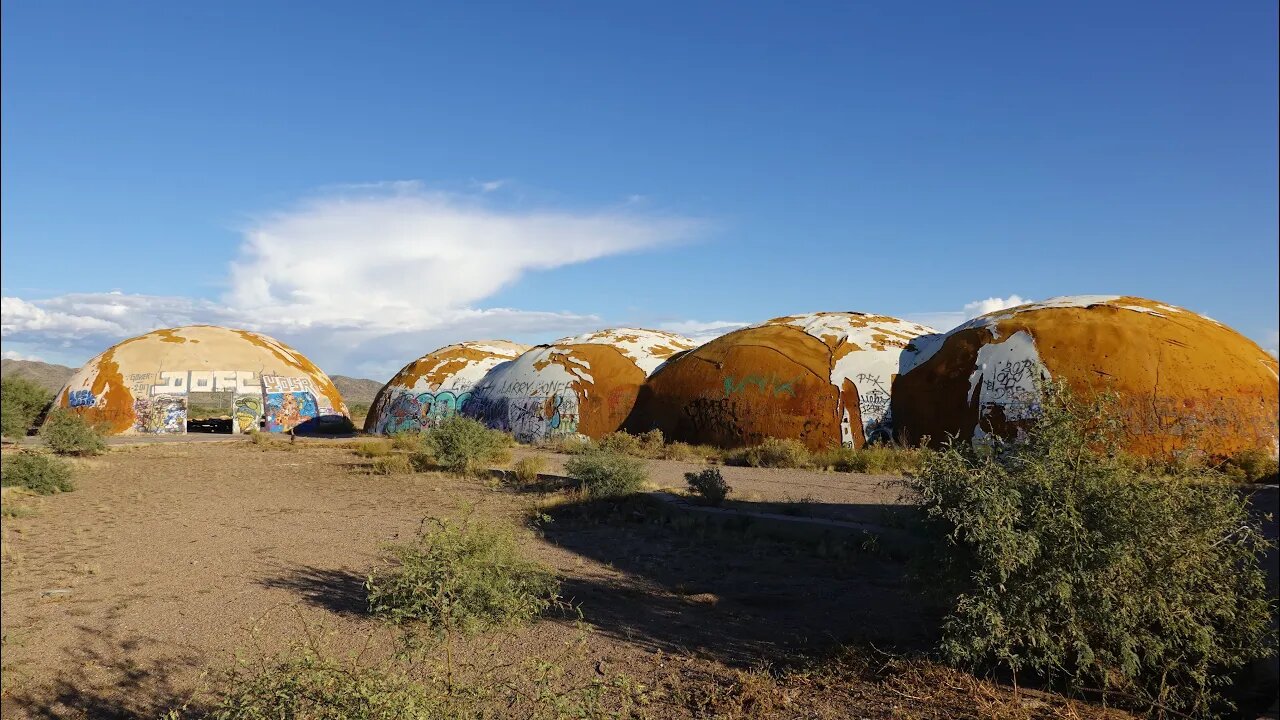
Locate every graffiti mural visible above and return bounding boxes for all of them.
[464,391,579,443]
[133,395,187,434]
[373,388,478,435]
[264,390,319,433]
[68,390,96,408]
[233,395,264,433]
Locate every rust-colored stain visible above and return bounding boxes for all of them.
[891,296,1280,460]
[625,312,936,450]
[549,343,646,439]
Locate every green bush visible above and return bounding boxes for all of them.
[685,467,730,506]
[391,431,425,451]
[422,417,510,476]
[39,408,106,456]
[366,518,560,634]
[512,456,546,484]
[596,431,641,456]
[1,452,74,494]
[1218,448,1279,484]
[813,445,925,475]
[1,376,51,439]
[370,454,413,475]
[727,437,811,468]
[564,450,648,498]
[907,381,1274,716]
[189,647,446,720]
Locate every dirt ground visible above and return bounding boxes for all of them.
[0,439,1152,718]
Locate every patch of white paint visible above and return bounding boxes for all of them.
[967,330,1049,436]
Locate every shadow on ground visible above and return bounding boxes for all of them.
[258,565,369,616]
[537,495,940,667]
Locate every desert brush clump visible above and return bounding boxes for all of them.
[390,431,425,451]
[684,467,730,506]
[1217,447,1279,483]
[365,518,560,634]
[370,454,413,475]
[727,437,811,468]
[564,450,648,498]
[421,417,511,476]
[813,444,925,475]
[1,452,74,495]
[38,408,106,456]
[1,376,51,439]
[512,456,546,485]
[907,379,1274,717]
[353,439,394,458]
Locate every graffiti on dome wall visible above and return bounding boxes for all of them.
[464,390,580,443]
[261,375,331,432]
[132,395,188,434]
[373,380,479,435]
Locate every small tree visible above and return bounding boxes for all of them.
[1,376,51,439]
[908,380,1274,716]
[40,408,106,456]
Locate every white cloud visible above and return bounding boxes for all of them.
[1261,329,1279,357]
[2,349,44,362]
[1,183,703,379]
[962,295,1028,318]
[657,319,748,344]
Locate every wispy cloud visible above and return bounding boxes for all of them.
[1261,329,1279,357]
[656,319,749,344]
[903,294,1030,334]
[1,183,703,378]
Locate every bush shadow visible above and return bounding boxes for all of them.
[258,565,369,616]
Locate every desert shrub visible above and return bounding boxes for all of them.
[637,429,666,457]
[659,441,698,462]
[366,518,560,633]
[540,434,594,455]
[189,647,445,720]
[564,450,648,498]
[370,454,413,475]
[596,431,640,456]
[422,417,510,476]
[353,439,393,458]
[408,452,435,472]
[39,409,105,456]
[1,376,51,439]
[512,456,546,484]
[727,437,811,468]
[1,452,74,494]
[391,431,424,451]
[1218,448,1279,484]
[908,380,1274,716]
[685,467,730,506]
[814,445,925,475]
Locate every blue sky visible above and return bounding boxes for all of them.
[3,1,1277,377]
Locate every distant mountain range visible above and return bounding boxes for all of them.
[1,359,384,406]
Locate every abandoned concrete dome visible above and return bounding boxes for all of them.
[625,312,939,450]
[890,295,1280,459]
[365,340,531,435]
[463,328,696,442]
[53,325,349,435]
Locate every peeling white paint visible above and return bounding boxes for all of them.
[967,330,1050,437]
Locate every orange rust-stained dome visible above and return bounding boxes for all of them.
[624,312,939,450]
[890,295,1280,459]
[52,326,349,435]
[364,340,531,434]
[462,328,696,442]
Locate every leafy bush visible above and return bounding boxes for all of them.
[908,381,1274,716]
[422,417,510,475]
[685,467,730,506]
[813,445,925,475]
[366,518,560,634]
[1218,448,1279,484]
[727,438,811,468]
[564,450,648,498]
[596,431,640,456]
[353,439,393,458]
[1,376,51,439]
[39,409,106,456]
[1,452,74,494]
[370,455,413,475]
[512,456,546,484]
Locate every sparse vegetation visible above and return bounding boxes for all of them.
[391,431,424,451]
[365,518,560,633]
[512,456,546,485]
[564,450,648,498]
[421,417,511,476]
[353,439,393,458]
[813,445,925,475]
[39,408,106,456]
[1,376,51,439]
[370,454,413,475]
[726,438,811,468]
[684,467,730,506]
[539,434,595,455]
[1,452,74,495]
[908,380,1274,716]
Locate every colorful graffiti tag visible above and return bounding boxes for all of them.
[374,388,476,435]
[263,390,320,433]
[132,395,187,434]
[68,390,96,408]
[233,395,264,433]
[464,391,580,443]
